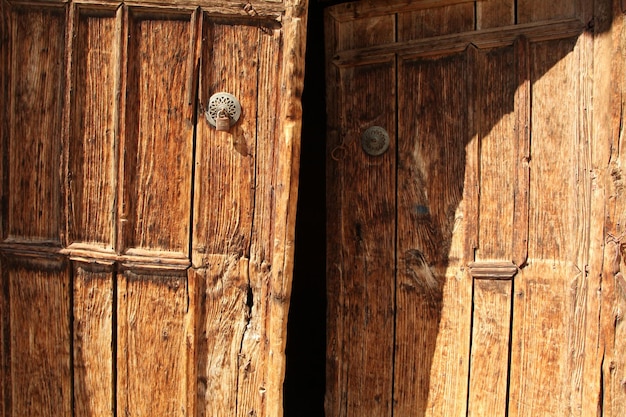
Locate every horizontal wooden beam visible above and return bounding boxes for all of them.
[469,261,518,280]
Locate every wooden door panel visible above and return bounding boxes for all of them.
[68,8,118,249]
[6,257,71,417]
[122,11,197,257]
[6,6,65,242]
[395,50,472,417]
[326,59,396,417]
[118,269,194,417]
[72,263,115,417]
[1,0,307,416]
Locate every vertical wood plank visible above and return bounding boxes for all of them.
[237,25,282,417]
[8,258,71,417]
[7,7,65,242]
[398,3,474,41]
[122,12,195,255]
[467,279,512,417]
[325,58,396,417]
[477,0,515,29]
[395,50,471,417]
[73,262,114,417]
[192,20,259,263]
[0,259,7,417]
[195,256,249,417]
[513,36,531,268]
[117,269,194,416]
[597,2,626,416]
[475,45,517,261]
[509,37,587,417]
[517,0,579,24]
[68,9,118,248]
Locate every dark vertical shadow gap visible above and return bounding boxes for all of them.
[284,1,327,416]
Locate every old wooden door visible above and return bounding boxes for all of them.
[326,0,626,416]
[0,0,306,416]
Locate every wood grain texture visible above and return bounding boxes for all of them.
[395,50,471,417]
[509,37,588,417]
[7,7,65,242]
[117,269,194,417]
[468,279,512,417]
[122,12,195,255]
[397,2,474,41]
[196,256,249,417]
[68,9,118,248]
[474,45,517,261]
[73,262,114,417]
[335,14,395,51]
[236,25,282,417]
[8,257,71,417]
[192,20,259,264]
[326,59,396,417]
[600,2,626,416]
[477,0,515,29]
[517,0,579,24]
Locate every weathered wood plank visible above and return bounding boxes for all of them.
[477,0,515,29]
[192,19,259,265]
[395,50,471,417]
[73,262,114,417]
[335,14,395,51]
[512,36,530,267]
[326,59,396,417]
[117,269,194,416]
[468,279,512,417]
[68,8,118,248]
[517,0,579,24]
[600,3,626,416]
[121,12,195,255]
[475,44,517,261]
[195,256,249,417]
[8,257,71,417]
[236,23,282,417]
[509,37,587,417]
[7,7,65,242]
[397,2,474,41]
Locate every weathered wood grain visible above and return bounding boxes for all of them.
[395,50,471,417]
[7,7,65,242]
[121,12,195,255]
[335,13,395,51]
[509,37,588,417]
[326,59,396,417]
[517,0,579,24]
[73,262,114,417]
[600,2,626,416]
[477,0,515,29]
[117,269,194,416]
[192,20,259,264]
[397,2,474,41]
[468,279,513,417]
[8,257,71,417]
[196,256,249,417]
[236,24,282,417]
[475,44,517,261]
[68,9,118,248]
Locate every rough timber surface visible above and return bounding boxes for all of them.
[1,0,308,416]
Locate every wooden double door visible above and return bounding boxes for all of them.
[1,0,305,416]
[325,1,625,416]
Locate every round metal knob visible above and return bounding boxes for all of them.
[206,92,241,128]
[361,126,390,156]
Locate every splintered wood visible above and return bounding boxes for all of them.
[326,0,624,416]
[1,0,307,416]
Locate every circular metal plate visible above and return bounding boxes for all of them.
[206,92,241,127]
[361,126,390,156]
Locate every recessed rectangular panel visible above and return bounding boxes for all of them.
[68,10,118,248]
[8,258,71,416]
[398,3,474,41]
[7,8,65,242]
[123,13,195,255]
